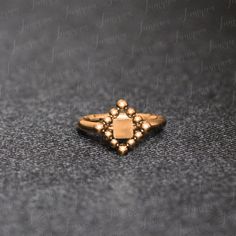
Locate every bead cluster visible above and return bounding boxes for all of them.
[95,99,151,155]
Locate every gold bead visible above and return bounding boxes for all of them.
[117,144,128,155]
[104,116,112,124]
[95,123,104,133]
[109,107,119,117]
[110,139,118,148]
[134,131,143,140]
[116,99,128,109]
[104,130,113,139]
[141,121,151,133]
[126,107,136,117]
[133,116,143,123]
[127,139,136,148]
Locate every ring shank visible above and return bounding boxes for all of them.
[77,113,166,132]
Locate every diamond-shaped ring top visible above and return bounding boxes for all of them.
[95,99,151,155]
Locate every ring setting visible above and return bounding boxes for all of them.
[77,99,166,155]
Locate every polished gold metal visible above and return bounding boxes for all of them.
[77,99,166,155]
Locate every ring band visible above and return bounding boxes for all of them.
[77,99,166,155]
[78,113,166,132]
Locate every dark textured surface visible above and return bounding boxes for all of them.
[0,0,236,235]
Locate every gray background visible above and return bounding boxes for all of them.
[0,0,236,235]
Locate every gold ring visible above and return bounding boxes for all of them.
[77,99,166,155]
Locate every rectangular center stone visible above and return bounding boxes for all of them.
[113,113,133,139]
